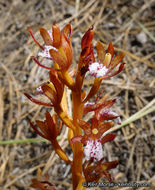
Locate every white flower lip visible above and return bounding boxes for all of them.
[84,139,104,161]
[88,62,108,78]
[38,45,57,59]
[35,85,44,95]
[84,102,95,107]
[36,86,42,92]
[38,29,57,59]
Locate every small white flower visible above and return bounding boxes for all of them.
[88,62,108,78]
[38,45,57,59]
[84,139,104,161]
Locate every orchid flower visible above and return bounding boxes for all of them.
[25,22,126,190]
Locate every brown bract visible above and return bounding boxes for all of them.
[30,112,61,141]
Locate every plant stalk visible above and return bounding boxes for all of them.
[71,91,84,190]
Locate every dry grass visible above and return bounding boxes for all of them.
[0,0,155,189]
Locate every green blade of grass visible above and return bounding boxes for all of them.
[0,101,154,145]
[0,136,62,145]
[105,100,155,134]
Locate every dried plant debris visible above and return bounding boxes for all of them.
[0,0,154,189]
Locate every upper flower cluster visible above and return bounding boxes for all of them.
[28,22,73,71]
[26,23,125,110]
[76,27,125,79]
[88,41,125,79]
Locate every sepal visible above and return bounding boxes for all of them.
[81,26,94,50]
[96,41,105,64]
[83,159,118,183]
[29,112,61,141]
[27,27,44,50]
[52,22,61,48]
[24,93,53,107]
[101,134,116,144]
[40,28,53,45]
[107,42,114,58]
[30,169,57,190]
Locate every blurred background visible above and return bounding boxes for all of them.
[0,0,154,189]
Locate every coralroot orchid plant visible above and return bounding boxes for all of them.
[25,22,125,190]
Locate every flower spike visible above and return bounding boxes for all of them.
[26,22,125,188]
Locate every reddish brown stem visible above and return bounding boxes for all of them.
[71,91,84,190]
